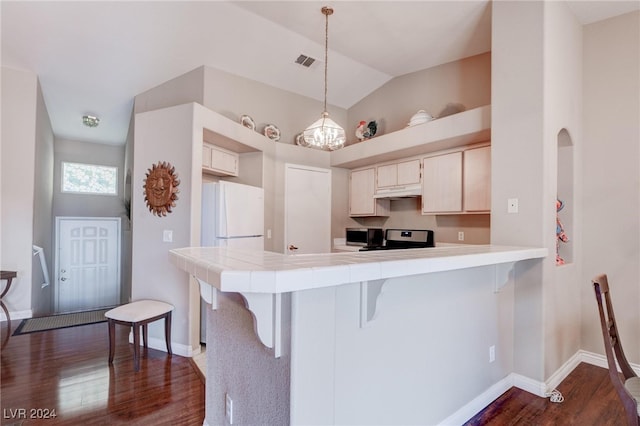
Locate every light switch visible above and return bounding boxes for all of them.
[507,198,519,214]
[163,230,173,242]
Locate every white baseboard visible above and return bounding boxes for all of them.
[579,349,640,375]
[438,375,514,426]
[127,333,202,358]
[440,349,637,426]
[0,309,32,322]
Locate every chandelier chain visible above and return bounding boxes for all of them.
[323,7,329,113]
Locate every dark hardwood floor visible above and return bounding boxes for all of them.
[465,362,628,425]
[1,318,204,425]
[1,316,628,425]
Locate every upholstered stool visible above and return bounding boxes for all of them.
[105,300,174,372]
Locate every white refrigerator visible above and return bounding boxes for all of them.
[201,181,264,249]
[200,181,264,342]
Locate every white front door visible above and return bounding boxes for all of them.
[55,217,121,313]
[284,164,331,254]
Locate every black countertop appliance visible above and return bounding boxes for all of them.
[359,229,435,251]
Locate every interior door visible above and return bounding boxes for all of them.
[285,164,331,254]
[55,217,121,313]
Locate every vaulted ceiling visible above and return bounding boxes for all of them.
[2,1,638,145]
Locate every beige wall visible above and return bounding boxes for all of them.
[492,0,547,381]
[132,103,200,355]
[542,0,583,379]
[53,139,126,218]
[1,68,38,319]
[134,66,205,115]
[347,52,491,145]
[202,66,347,149]
[580,11,640,363]
[31,78,55,316]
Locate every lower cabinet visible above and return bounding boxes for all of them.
[203,143,239,177]
[349,167,389,217]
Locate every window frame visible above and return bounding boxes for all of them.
[61,161,119,196]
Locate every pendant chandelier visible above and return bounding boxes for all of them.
[303,6,346,151]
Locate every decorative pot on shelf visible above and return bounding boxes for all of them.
[408,110,434,127]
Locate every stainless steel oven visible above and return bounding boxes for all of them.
[346,228,384,247]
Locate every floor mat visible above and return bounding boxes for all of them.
[12,308,110,335]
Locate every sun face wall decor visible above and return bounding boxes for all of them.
[143,161,180,216]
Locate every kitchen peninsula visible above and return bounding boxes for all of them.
[170,244,546,425]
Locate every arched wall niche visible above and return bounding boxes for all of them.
[557,128,574,265]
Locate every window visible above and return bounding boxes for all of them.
[62,162,118,195]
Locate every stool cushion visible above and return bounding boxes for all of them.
[105,300,174,323]
[625,376,640,416]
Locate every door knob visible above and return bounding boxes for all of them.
[60,277,67,281]
[288,245,298,251]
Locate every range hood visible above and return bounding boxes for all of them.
[373,184,422,199]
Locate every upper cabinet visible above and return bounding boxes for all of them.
[421,144,491,215]
[421,151,463,213]
[331,105,490,169]
[376,159,421,189]
[349,167,390,217]
[202,142,239,177]
[463,145,491,212]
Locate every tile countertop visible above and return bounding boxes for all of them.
[169,245,548,295]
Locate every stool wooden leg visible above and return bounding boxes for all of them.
[132,323,140,372]
[142,324,148,349]
[108,319,115,364]
[165,311,172,357]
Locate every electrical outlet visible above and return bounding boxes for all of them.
[458,231,464,241]
[267,229,272,239]
[489,345,496,363]
[507,198,519,214]
[226,393,234,424]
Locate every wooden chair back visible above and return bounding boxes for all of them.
[592,273,639,426]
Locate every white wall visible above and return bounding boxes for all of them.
[290,267,514,425]
[580,11,640,363]
[1,68,38,319]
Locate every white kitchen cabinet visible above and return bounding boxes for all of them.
[463,145,491,212]
[349,168,390,217]
[421,145,491,214]
[422,151,463,213]
[376,159,421,188]
[203,143,239,177]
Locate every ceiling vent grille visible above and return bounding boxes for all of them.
[295,54,316,68]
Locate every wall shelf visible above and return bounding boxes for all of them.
[330,105,491,169]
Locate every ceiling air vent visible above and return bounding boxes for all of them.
[295,54,316,68]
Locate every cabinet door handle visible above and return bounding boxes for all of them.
[288,245,299,251]
[60,277,67,281]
